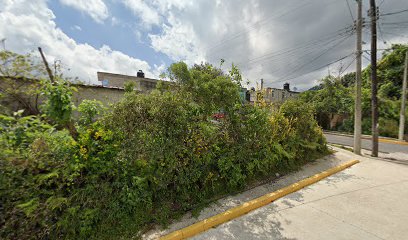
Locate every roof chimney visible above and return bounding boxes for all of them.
[137,70,145,78]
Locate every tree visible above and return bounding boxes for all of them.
[0,51,76,133]
[300,75,353,129]
[304,43,408,137]
[0,51,46,115]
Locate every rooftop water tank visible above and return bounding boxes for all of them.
[137,70,145,78]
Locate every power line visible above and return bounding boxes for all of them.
[380,8,408,16]
[234,24,355,68]
[378,22,387,43]
[276,34,353,82]
[345,0,355,23]
[382,21,408,25]
[363,52,371,62]
[339,55,357,76]
[238,32,354,80]
[204,0,314,54]
[265,53,355,87]
[205,0,342,57]
[381,31,408,38]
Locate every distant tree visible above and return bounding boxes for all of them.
[0,51,46,115]
[300,75,353,129]
[377,44,408,98]
[340,72,356,88]
[0,51,77,134]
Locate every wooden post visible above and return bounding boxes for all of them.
[38,47,54,83]
[369,0,379,156]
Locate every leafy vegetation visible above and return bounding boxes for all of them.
[1,53,327,239]
[300,43,408,138]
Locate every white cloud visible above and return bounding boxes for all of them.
[149,14,204,64]
[146,0,408,91]
[72,25,82,31]
[0,0,157,84]
[122,0,161,28]
[59,0,109,23]
[111,16,119,26]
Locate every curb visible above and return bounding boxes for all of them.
[376,138,408,146]
[324,131,408,146]
[159,160,360,240]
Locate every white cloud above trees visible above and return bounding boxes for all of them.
[0,0,155,84]
[137,0,408,90]
[1,0,407,90]
[59,0,109,23]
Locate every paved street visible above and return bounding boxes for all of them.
[192,148,408,240]
[324,133,408,154]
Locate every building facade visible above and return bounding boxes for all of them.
[1,71,163,114]
[97,71,158,92]
[248,83,299,104]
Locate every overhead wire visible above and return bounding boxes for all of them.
[235,24,355,67]
[261,1,406,87]
[205,0,343,58]
[264,52,355,87]
[235,32,354,82]
[338,54,357,77]
[380,9,408,16]
[204,0,314,54]
[345,0,355,23]
[381,21,408,25]
[275,33,354,83]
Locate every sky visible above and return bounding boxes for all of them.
[0,0,407,90]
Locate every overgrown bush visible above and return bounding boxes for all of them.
[77,99,105,126]
[0,62,328,239]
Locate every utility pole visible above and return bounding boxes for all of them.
[260,78,264,90]
[399,51,408,141]
[354,0,363,155]
[370,0,379,157]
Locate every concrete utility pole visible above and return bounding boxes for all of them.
[399,51,408,141]
[354,0,363,155]
[370,0,379,157]
[260,78,264,90]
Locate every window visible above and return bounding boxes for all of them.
[102,79,109,86]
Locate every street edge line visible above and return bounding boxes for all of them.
[375,138,408,146]
[159,159,360,240]
[324,131,408,146]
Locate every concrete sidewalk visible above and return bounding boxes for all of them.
[192,147,408,240]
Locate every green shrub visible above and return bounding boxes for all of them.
[77,99,105,126]
[379,118,399,138]
[42,79,76,126]
[0,110,52,153]
[1,63,328,239]
[0,128,77,239]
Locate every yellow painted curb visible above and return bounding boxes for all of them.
[376,138,408,146]
[159,159,360,240]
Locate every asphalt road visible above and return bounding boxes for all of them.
[324,133,408,154]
